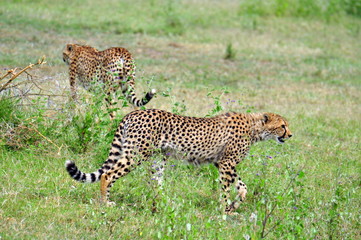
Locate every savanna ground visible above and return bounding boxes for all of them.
[1,0,360,239]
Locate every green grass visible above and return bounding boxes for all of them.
[1,0,360,239]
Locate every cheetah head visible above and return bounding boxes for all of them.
[261,113,292,144]
[62,44,77,65]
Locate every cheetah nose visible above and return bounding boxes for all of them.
[288,134,293,138]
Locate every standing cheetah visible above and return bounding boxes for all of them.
[63,44,156,118]
[65,109,292,213]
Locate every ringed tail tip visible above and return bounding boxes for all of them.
[65,160,77,174]
[65,160,74,167]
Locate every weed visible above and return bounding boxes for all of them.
[205,88,229,117]
[224,43,237,61]
[162,88,188,115]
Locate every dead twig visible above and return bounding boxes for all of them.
[0,69,17,81]
[25,123,62,155]
[0,56,46,92]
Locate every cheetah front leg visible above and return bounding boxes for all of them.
[68,62,79,102]
[217,160,247,214]
[226,176,247,213]
[217,161,234,213]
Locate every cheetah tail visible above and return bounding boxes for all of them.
[65,160,104,183]
[127,88,156,107]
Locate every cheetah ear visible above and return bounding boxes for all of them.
[68,45,73,51]
[263,113,270,123]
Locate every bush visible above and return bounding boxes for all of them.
[344,0,361,16]
[238,0,361,18]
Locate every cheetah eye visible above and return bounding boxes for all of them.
[281,124,286,129]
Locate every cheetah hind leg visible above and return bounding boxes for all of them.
[150,157,167,188]
[100,157,135,206]
[104,91,117,120]
[100,174,116,206]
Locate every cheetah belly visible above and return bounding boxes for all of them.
[160,141,226,165]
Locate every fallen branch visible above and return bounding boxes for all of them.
[27,122,62,155]
[8,123,63,155]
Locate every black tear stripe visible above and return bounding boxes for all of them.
[281,129,287,138]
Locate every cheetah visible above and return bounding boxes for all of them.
[65,109,292,213]
[63,44,156,118]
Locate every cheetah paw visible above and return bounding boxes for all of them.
[106,201,116,207]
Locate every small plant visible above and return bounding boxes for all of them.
[162,88,188,115]
[171,101,187,115]
[224,43,236,60]
[206,88,229,117]
[0,96,22,125]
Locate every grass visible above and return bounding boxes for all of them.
[1,0,360,239]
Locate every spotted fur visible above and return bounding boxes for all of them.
[65,109,292,213]
[63,44,155,118]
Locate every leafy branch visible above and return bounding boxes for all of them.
[260,167,305,238]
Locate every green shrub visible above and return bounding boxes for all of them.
[0,96,22,124]
[238,0,360,18]
[344,0,361,16]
